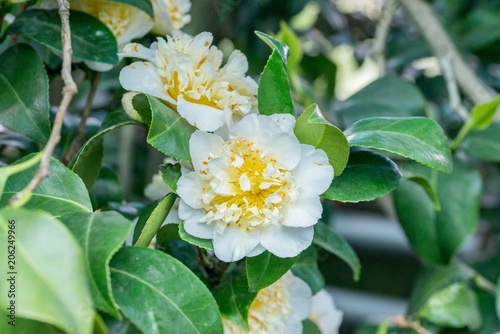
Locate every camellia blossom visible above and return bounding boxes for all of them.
[223,272,312,334]
[308,289,343,334]
[176,114,334,262]
[119,31,258,132]
[151,0,191,35]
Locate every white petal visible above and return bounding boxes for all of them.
[212,227,261,262]
[120,42,156,61]
[84,60,114,72]
[186,32,213,64]
[223,50,248,74]
[176,171,205,209]
[239,173,251,191]
[282,190,322,228]
[310,290,343,334]
[179,201,213,239]
[284,319,303,334]
[119,61,176,104]
[269,113,296,133]
[121,92,147,123]
[207,157,231,183]
[260,225,313,258]
[293,144,334,194]
[262,132,301,170]
[115,10,153,46]
[151,0,173,35]
[246,244,266,257]
[177,96,226,131]
[189,131,225,173]
[288,275,312,319]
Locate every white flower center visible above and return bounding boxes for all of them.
[199,138,296,232]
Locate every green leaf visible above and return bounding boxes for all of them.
[345,117,452,173]
[90,165,123,210]
[335,74,426,126]
[8,10,118,64]
[313,222,360,281]
[294,104,349,176]
[178,222,213,250]
[258,50,294,116]
[302,319,322,334]
[212,274,257,331]
[246,251,298,292]
[0,152,42,195]
[0,44,50,146]
[147,96,195,161]
[110,247,223,334]
[0,208,94,334]
[322,150,402,203]
[71,111,139,190]
[255,30,289,64]
[452,96,500,150]
[398,162,441,211]
[408,262,474,314]
[110,0,154,17]
[134,193,177,247]
[0,154,92,216]
[291,245,324,294]
[462,123,500,162]
[394,160,482,264]
[59,211,133,318]
[161,163,182,192]
[418,283,481,330]
[375,319,389,334]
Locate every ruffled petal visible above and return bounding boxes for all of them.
[176,171,205,209]
[179,201,212,239]
[260,225,313,258]
[262,132,302,170]
[120,42,156,61]
[288,275,312,319]
[212,227,261,262]
[282,190,322,228]
[177,96,226,131]
[293,144,334,194]
[189,131,225,173]
[119,61,176,104]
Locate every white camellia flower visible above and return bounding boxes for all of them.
[223,271,312,334]
[176,113,334,262]
[151,0,191,35]
[308,289,343,334]
[72,0,165,71]
[119,31,258,132]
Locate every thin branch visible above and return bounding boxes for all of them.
[8,0,77,206]
[392,316,433,334]
[372,0,398,76]
[439,52,469,121]
[399,0,496,107]
[62,71,102,165]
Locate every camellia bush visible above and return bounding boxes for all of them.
[1,0,500,333]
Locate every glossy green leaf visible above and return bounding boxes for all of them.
[161,163,181,192]
[59,211,133,318]
[302,319,322,334]
[323,150,402,203]
[394,160,481,264]
[462,123,500,162]
[71,112,139,190]
[246,251,298,292]
[255,30,289,64]
[178,222,213,250]
[0,44,50,146]
[294,104,349,176]
[398,162,440,211]
[418,283,481,330]
[258,50,294,116]
[476,289,500,334]
[212,274,257,331]
[134,193,177,247]
[313,222,360,281]
[8,10,118,64]
[110,247,223,334]
[336,74,426,126]
[90,165,123,210]
[345,117,452,173]
[0,154,92,216]
[408,262,474,314]
[276,21,302,73]
[291,245,324,294]
[110,0,154,17]
[0,152,41,195]
[0,208,94,334]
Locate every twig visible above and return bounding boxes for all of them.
[474,274,497,296]
[392,316,433,334]
[399,0,496,107]
[372,0,398,76]
[8,0,77,206]
[439,52,469,121]
[62,71,102,165]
